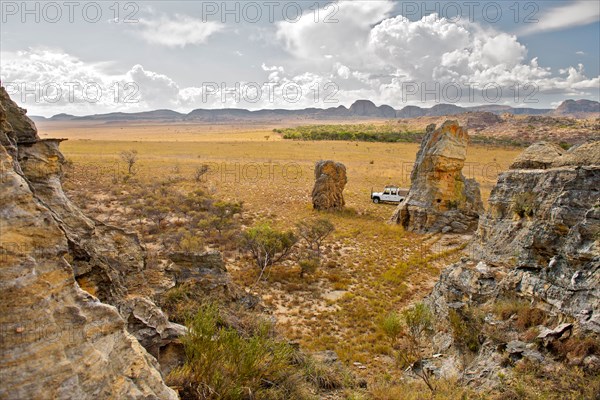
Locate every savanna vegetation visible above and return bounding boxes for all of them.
[275,123,531,147]
[46,120,599,399]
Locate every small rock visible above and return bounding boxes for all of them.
[313,350,339,365]
[450,221,469,232]
[506,340,527,354]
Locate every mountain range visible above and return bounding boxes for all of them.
[31,99,599,123]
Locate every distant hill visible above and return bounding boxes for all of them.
[34,99,597,123]
[77,109,185,121]
[31,113,77,122]
[349,100,396,118]
[396,103,552,118]
[553,99,600,116]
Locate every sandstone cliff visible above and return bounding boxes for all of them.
[422,140,600,386]
[0,86,179,399]
[392,121,484,233]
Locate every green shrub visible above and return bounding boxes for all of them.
[448,307,483,353]
[298,257,320,278]
[402,303,433,342]
[168,304,301,400]
[512,192,537,218]
[242,223,297,282]
[380,311,403,345]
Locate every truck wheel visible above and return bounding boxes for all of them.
[373,198,380,204]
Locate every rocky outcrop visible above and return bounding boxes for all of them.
[167,251,260,309]
[420,140,600,388]
[0,86,178,399]
[312,160,347,211]
[0,86,37,144]
[392,121,484,233]
[509,141,565,169]
[464,111,503,131]
[474,140,600,331]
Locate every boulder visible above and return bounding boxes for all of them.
[510,141,564,169]
[392,121,484,233]
[312,160,347,211]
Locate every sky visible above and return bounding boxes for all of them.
[1,0,599,116]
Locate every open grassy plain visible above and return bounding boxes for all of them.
[42,119,522,386]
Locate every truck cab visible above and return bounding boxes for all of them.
[371,186,407,204]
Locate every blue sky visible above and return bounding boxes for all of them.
[1,0,598,116]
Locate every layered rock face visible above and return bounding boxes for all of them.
[423,140,600,385]
[312,160,347,211]
[474,140,600,331]
[392,121,484,233]
[0,86,178,399]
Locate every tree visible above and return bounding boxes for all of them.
[295,218,335,259]
[194,164,210,182]
[241,223,297,283]
[120,149,138,174]
[209,201,243,236]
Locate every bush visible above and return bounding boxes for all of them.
[208,201,243,236]
[448,307,483,353]
[242,223,297,282]
[512,192,537,218]
[402,303,433,343]
[492,298,548,331]
[120,149,138,174]
[296,218,335,259]
[168,304,301,400]
[380,311,403,346]
[298,257,320,278]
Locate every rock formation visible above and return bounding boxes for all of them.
[473,140,599,331]
[0,86,179,399]
[312,160,347,211]
[392,121,484,233]
[422,139,600,387]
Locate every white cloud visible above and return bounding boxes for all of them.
[2,1,599,117]
[274,8,599,107]
[0,49,192,115]
[576,51,586,56]
[519,0,600,35]
[276,0,394,64]
[336,64,351,79]
[126,64,180,108]
[134,14,224,47]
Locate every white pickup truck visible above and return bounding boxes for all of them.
[371,186,407,204]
